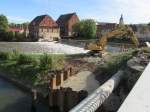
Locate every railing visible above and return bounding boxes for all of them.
[69,70,124,112]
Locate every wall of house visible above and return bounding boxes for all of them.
[38,27,60,41]
[29,26,39,40]
[68,15,79,36]
[96,23,116,38]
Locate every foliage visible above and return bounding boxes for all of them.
[0,51,16,60]
[0,15,27,42]
[0,51,66,86]
[0,14,9,32]
[40,53,53,70]
[100,52,133,76]
[17,54,37,65]
[39,53,65,70]
[73,19,96,39]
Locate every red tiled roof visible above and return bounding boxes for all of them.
[56,13,77,25]
[30,15,58,27]
[9,28,23,32]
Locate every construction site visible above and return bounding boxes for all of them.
[0,18,150,112]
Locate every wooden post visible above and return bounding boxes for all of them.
[56,71,64,86]
[50,75,57,89]
[31,89,37,112]
[69,67,73,76]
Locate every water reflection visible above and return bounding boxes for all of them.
[0,78,32,112]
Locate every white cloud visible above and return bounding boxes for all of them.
[80,0,150,24]
[101,0,150,23]
[7,16,30,23]
[24,0,150,24]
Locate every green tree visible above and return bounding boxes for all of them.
[73,19,96,39]
[0,14,9,32]
[22,22,29,29]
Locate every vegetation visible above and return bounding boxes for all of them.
[0,14,28,41]
[0,14,9,32]
[73,19,96,39]
[99,52,133,76]
[0,51,66,85]
[40,53,65,71]
[17,54,37,65]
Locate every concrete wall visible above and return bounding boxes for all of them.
[29,26,60,41]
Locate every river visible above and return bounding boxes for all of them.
[0,78,32,112]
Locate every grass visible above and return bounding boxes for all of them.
[0,51,66,86]
[98,52,133,76]
[40,53,66,71]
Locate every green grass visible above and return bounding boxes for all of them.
[97,52,133,77]
[0,51,66,86]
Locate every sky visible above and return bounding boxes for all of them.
[0,0,150,24]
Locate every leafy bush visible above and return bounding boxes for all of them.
[100,52,133,76]
[0,52,14,60]
[73,19,96,39]
[40,54,65,70]
[17,54,37,65]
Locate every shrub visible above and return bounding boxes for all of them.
[17,54,37,65]
[73,19,96,39]
[40,54,53,70]
[40,54,66,70]
[100,52,133,76]
[0,52,14,60]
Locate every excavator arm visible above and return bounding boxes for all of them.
[85,26,139,52]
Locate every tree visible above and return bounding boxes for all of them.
[0,14,9,32]
[73,19,96,39]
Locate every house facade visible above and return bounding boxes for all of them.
[96,22,117,37]
[130,24,150,41]
[57,13,79,38]
[29,15,60,41]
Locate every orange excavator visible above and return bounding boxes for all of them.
[85,25,139,55]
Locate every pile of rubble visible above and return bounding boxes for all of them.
[127,51,150,72]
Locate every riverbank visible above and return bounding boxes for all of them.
[0,47,149,112]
